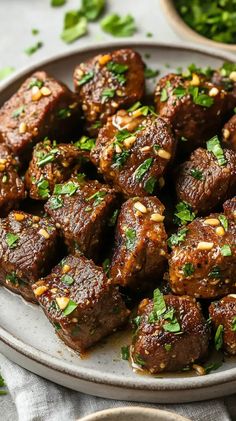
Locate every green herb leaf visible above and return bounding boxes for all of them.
[163,320,181,333]
[204,361,223,374]
[160,88,168,102]
[51,0,66,6]
[12,106,25,118]
[134,353,145,367]
[182,262,195,277]
[6,233,19,249]
[108,209,119,227]
[74,135,95,151]
[6,272,22,285]
[32,28,39,35]
[61,14,87,44]
[220,244,232,256]
[101,13,136,37]
[164,343,172,352]
[219,215,228,231]
[125,227,136,250]
[174,201,196,226]
[63,299,78,316]
[37,148,58,167]
[153,288,166,317]
[121,345,130,360]
[101,88,115,102]
[36,178,50,199]
[180,136,188,142]
[28,78,44,89]
[231,316,236,332]
[167,228,188,248]
[215,324,224,351]
[173,86,186,99]
[86,190,107,206]
[207,136,227,166]
[144,176,157,194]
[77,70,94,86]
[134,158,153,181]
[133,315,142,329]
[0,66,15,81]
[61,274,75,285]
[190,168,204,180]
[102,258,110,276]
[25,41,43,55]
[144,67,160,79]
[49,196,63,210]
[208,266,222,279]
[107,61,128,75]
[112,150,130,169]
[57,108,71,119]
[54,181,78,196]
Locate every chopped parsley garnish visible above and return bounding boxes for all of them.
[215,324,224,351]
[180,136,188,142]
[163,319,181,333]
[134,158,153,181]
[61,274,75,285]
[208,266,222,279]
[204,361,223,374]
[0,374,7,395]
[112,150,130,169]
[164,344,172,352]
[182,262,195,277]
[207,136,227,166]
[86,190,107,206]
[134,354,145,367]
[6,272,22,285]
[37,148,58,167]
[144,67,160,79]
[36,178,50,199]
[81,0,105,21]
[190,168,204,180]
[102,258,110,276]
[63,299,78,316]
[231,317,236,332]
[54,323,61,331]
[167,228,188,248]
[189,86,214,108]
[0,66,15,81]
[28,78,44,89]
[107,61,128,75]
[148,289,182,334]
[128,101,142,112]
[153,288,166,317]
[121,345,130,360]
[6,233,19,249]
[160,88,168,102]
[49,196,63,210]
[54,181,78,196]
[101,14,136,37]
[101,88,115,102]
[218,215,228,231]
[108,209,119,227]
[32,28,39,35]
[220,245,232,256]
[173,86,186,99]
[12,106,25,118]
[25,41,43,55]
[125,227,136,250]
[182,63,214,79]
[78,70,94,86]
[74,135,95,151]
[77,173,86,183]
[57,108,71,119]
[91,120,102,129]
[174,201,196,226]
[133,315,142,329]
[61,12,87,44]
[51,0,66,6]
[144,176,157,194]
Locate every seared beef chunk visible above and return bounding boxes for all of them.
[154,73,229,153]
[25,139,83,200]
[0,210,59,302]
[73,49,145,134]
[33,254,129,351]
[222,114,236,151]
[110,197,167,291]
[0,144,25,215]
[0,71,80,159]
[223,197,236,220]
[131,291,210,373]
[209,295,236,355]
[91,108,176,197]
[175,143,236,214]
[168,214,236,299]
[211,65,236,111]
[45,177,118,259]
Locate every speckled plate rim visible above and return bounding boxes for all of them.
[0,41,236,394]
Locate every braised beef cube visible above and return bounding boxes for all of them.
[209,295,236,355]
[211,65,236,111]
[45,178,118,259]
[154,72,229,153]
[131,291,210,373]
[0,71,80,159]
[110,197,167,291]
[0,144,25,215]
[73,49,145,134]
[25,139,83,200]
[91,108,176,197]
[223,197,236,220]
[32,254,129,351]
[223,114,236,151]
[168,214,236,299]
[0,210,59,302]
[175,142,236,214]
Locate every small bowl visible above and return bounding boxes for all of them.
[79,407,191,421]
[160,0,236,52]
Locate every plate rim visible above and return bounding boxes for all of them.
[0,40,236,393]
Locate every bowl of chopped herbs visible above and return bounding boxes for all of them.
[160,0,236,51]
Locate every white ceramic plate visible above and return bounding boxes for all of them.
[79,407,191,421]
[0,41,236,403]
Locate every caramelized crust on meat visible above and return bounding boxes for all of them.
[169,215,236,299]
[209,295,236,355]
[110,197,168,291]
[73,49,145,134]
[131,294,210,373]
[175,147,236,213]
[223,197,236,220]
[222,114,236,151]
[33,254,129,351]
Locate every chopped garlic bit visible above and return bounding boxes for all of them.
[150,213,165,222]
[134,201,147,213]
[209,87,219,97]
[41,86,51,96]
[56,296,69,310]
[19,122,27,134]
[216,226,225,236]
[34,285,49,297]
[197,241,214,250]
[38,228,50,239]
[156,148,171,160]
[204,218,220,226]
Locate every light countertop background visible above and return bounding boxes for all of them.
[0,0,235,420]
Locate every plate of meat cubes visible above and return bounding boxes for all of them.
[0,41,236,403]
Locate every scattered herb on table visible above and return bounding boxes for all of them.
[32,28,39,35]
[0,66,15,81]
[144,67,160,79]
[51,0,66,6]
[101,14,136,37]
[0,374,7,395]
[25,41,43,55]
[61,11,87,44]
[81,0,105,21]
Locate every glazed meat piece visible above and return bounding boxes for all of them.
[168,214,236,299]
[73,49,145,134]
[175,141,236,214]
[209,295,236,355]
[32,254,129,351]
[222,114,236,151]
[110,197,168,291]
[0,210,59,302]
[25,138,83,200]
[91,107,176,197]
[0,71,80,159]
[45,177,118,260]
[130,291,210,373]
[223,197,236,220]
[211,64,236,111]
[154,72,229,152]
[0,144,25,215]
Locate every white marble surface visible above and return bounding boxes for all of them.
[0,1,235,420]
